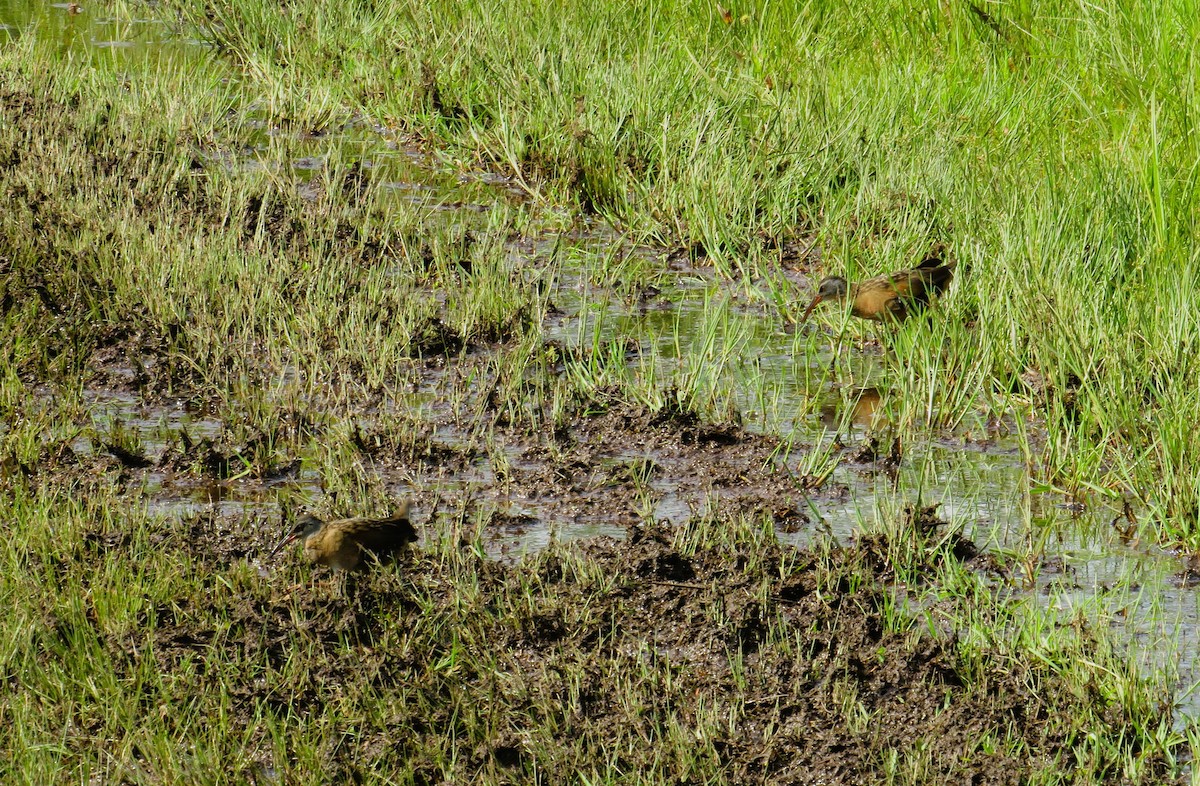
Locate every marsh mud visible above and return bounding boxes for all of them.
[90,520,1170,784]
[0,3,1196,779]
[27,358,1194,778]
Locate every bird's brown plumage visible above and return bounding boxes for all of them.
[801,254,957,324]
[269,504,417,571]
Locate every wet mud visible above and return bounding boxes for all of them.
[0,41,1187,783]
[73,519,1168,784]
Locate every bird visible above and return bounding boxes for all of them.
[800,253,957,324]
[268,504,417,571]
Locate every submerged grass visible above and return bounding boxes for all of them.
[1,2,1198,783]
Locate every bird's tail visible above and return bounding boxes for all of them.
[916,244,956,295]
[915,242,955,271]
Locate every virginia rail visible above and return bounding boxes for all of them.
[800,255,956,324]
[269,504,417,571]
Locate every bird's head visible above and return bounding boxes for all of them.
[800,276,849,323]
[268,513,325,559]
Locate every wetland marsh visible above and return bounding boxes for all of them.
[3,0,1200,783]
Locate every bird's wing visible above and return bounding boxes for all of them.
[895,263,955,303]
[884,270,919,299]
[345,515,418,554]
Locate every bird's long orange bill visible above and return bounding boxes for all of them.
[268,532,301,560]
[799,295,823,324]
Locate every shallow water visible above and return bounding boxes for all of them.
[7,0,1200,725]
[0,0,204,57]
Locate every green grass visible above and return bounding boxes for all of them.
[157,0,1200,545]
[0,479,1187,783]
[2,1,1200,782]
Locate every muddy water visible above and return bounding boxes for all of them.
[0,0,203,57]
[7,1,1200,724]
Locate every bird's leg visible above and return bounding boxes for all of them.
[827,321,851,376]
[281,572,322,596]
[870,323,889,355]
[346,571,365,603]
[335,571,354,600]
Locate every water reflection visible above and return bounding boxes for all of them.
[0,0,203,59]
[820,386,885,432]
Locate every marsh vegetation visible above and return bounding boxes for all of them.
[2,0,1200,782]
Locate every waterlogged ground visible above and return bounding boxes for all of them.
[2,2,1199,783]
